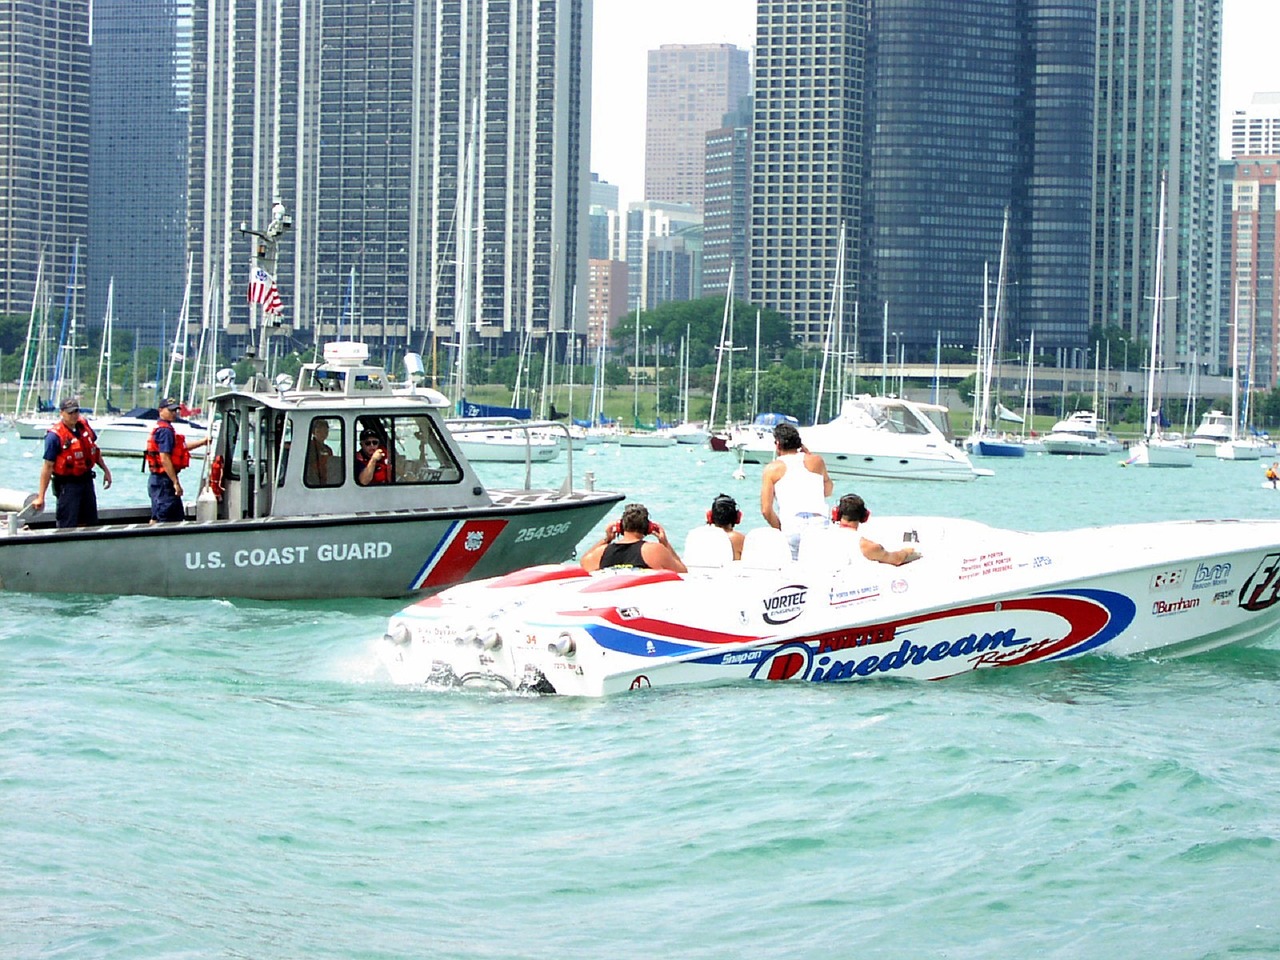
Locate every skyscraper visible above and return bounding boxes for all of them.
[624,200,700,310]
[862,0,1094,363]
[1220,158,1279,390]
[1092,0,1222,374]
[0,1,90,323]
[88,0,191,335]
[644,43,751,215]
[190,0,591,356]
[1231,93,1280,159]
[702,98,752,302]
[750,1,864,345]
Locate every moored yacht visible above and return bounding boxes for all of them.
[1042,411,1117,456]
[732,396,985,481]
[1188,409,1232,457]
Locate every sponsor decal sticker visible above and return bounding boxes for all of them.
[1152,597,1199,616]
[1240,553,1280,611]
[1150,568,1186,591]
[763,584,809,624]
[1191,561,1231,591]
[829,583,879,606]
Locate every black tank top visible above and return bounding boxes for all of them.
[600,540,649,569]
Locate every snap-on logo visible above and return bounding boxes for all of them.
[763,584,809,624]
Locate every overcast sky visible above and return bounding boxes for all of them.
[590,0,1280,209]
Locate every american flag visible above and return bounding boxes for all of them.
[247,265,284,317]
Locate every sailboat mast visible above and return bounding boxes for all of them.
[708,264,733,433]
[92,278,114,416]
[1145,173,1167,440]
[14,253,44,416]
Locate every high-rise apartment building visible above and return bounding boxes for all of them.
[589,174,622,262]
[1093,0,1222,374]
[88,0,192,336]
[586,258,628,353]
[644,44,751,215]
[1221,158,1280,389]
[702,98,751,302]
[750,1,863,345]
[624,200,700,310]
[0,1,90,323]
[190,0,591,356]
[1231,93,1280,159]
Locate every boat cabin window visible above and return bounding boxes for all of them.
[353,415,462,486]
[303,416,345,487]
[222,412,241,479]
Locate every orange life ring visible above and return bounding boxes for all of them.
[209,454,225,501]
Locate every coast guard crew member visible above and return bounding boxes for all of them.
[33,397,112,528]
[145,397,210,522]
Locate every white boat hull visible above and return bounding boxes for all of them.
[92,416,210,459]
[453,436,559,462]
[1216,440,1263,461]
[379,517,1280,696]
[732,397,981,481]
[618,432,676,448]
[1128,439,1195,468]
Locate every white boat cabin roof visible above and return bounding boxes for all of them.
[205,342,495,519]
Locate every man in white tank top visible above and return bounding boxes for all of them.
[761,422,833,559]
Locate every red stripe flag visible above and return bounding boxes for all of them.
[248,265,284,317]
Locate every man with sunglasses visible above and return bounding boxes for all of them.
[32,397,113,528]
[355,428,391,485]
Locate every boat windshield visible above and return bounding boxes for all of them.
[349,414,463,486]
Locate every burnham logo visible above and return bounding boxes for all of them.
[763,584,808,624]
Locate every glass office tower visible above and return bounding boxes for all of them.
[88,0,191,335]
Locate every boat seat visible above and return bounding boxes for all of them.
[798,526,862,569]
[682,525,734,568]
[740,527,792,569]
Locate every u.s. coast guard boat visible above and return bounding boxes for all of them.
[378,515,1280,695]
[0,342,622,599]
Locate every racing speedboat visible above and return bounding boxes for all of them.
[378,516,1280,696]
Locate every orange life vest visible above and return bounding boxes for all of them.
[49,420,100,478]
[144,422,191,474]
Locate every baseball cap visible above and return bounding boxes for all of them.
[59,397,81,412]
[159,397,181,410]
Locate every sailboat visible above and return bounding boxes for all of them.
[964,209,1025,458]
[1213,283,1267,460]
[14,245,81,439]
[666,330,710,444]
[619,309,675,447]
[1127,172,1193,468]
[1016,331,1046,453]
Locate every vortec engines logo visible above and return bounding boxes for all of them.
[763,585,808,624]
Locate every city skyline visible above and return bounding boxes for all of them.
[590,0,1280,208]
